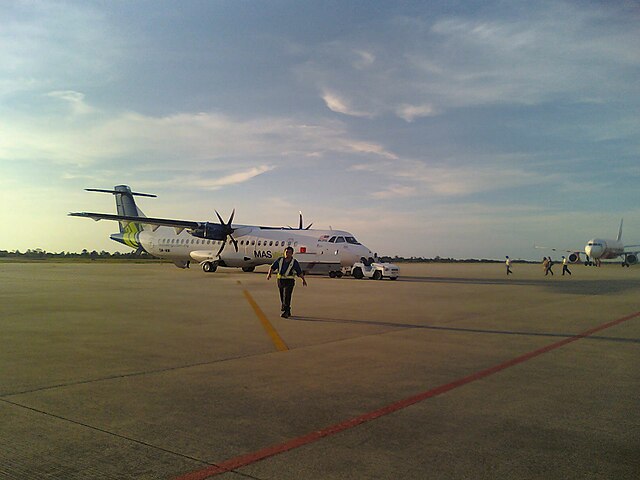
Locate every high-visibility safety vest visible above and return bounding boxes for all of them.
[276,257,297,279]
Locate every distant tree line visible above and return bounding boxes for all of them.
[0,249,158,260]
[378,255,536,264]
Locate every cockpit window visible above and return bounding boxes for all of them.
[336,236,345,243]
[345,237,360,245]
[328,236,336,243]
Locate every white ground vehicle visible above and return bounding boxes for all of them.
[350,258,399,280]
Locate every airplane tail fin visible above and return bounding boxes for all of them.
[617,218,623,242]
[85,185,156,233]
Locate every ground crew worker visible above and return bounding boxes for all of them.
[542,257,549,274]
[505,256,513,275]
[267,246,307,318]
[562,256,572,276]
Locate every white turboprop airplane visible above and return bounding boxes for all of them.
[535,219,640,267]
[69,185,375,275]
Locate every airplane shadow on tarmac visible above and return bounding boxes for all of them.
[397,276,640,295]
[289,316,640,344]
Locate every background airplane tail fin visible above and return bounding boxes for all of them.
[617,218,624,242]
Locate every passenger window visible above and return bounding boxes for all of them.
[251,240,255,245]
[269,241,273,246]
[258,241,261,246]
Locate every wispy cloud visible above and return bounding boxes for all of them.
[321,89,373,118]
[352,157,564,197]
[353,50,375,69]
[47,90,94,115]
[371,185,416,199]
[395,103,437,122]
[191,165,274,190]
[0,96,396,168]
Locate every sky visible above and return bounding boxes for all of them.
[1,0,639,260]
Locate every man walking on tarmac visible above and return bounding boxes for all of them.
[267,246,307,318]
[505,256,513,275]
[561,256,572,276]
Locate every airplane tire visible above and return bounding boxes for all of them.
[329,271,336,278]
[202,262,217,273]
[389,276,398,280]
[336,271,343,278]
[242,266,255,272]
[373,270,382,280]
[352,267,364,279]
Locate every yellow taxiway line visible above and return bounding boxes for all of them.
[238,281,289,352]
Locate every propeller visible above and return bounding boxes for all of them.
[214,209,238,257]
[289,211,313,230]
[299,211,312,229]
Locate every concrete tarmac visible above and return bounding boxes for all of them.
[1,262,639,479]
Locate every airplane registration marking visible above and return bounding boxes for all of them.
[174,309,640,480]
[238,281,288,352]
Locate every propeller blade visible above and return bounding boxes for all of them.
[299,212,303,229]
[305,223,313,230]
[230,235,238,252]
[216,240,226,257]
[215,210,225,225]
[228,209,235,226]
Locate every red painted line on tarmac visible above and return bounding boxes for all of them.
[174,310,640,480]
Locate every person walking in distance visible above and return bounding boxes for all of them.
[545,257,555,276]
[267,246,307,318]
[505,256,513,275]
[561,256,572,276]
[542,257,549,275]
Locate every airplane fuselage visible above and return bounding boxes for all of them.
[136,225,373,269]
[584,238,624,260]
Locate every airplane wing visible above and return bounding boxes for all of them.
[533,244,578,253]
[69,212,200,230]
[70,211,285,231]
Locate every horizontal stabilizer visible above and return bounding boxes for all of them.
[85,188,157,198]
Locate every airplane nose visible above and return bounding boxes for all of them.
[586,245,601,258]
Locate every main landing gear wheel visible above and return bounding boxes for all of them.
[329,271,337,278]
[202,261,218,273]
[242,266,255,272]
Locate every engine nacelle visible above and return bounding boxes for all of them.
[189,222,228,240]
[568,252,581,263]
[626,253,638,265]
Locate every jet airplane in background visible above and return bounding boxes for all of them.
[70,185,375,275]
[535,219,640,267]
